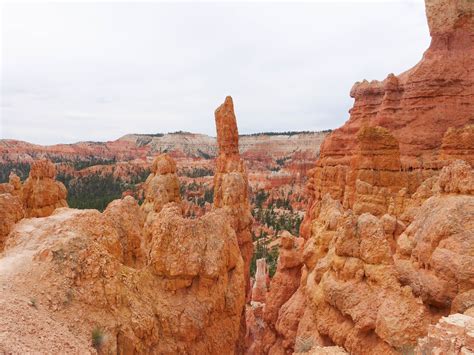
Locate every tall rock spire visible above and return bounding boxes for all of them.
[214,96,254,297]
[215,96,239,156]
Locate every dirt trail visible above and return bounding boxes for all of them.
[0,211,96,354]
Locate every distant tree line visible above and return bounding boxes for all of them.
[180,167,214,178]
[250,231,279,278]
[0,162,30,182]
[239,129,332,137]
[57,171,149,211]
[69,157,117,171]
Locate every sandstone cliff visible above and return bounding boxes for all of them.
[0,131,327,166]
[260,1,474,354]
[302,0,474,225]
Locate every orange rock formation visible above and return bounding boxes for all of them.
[0,193,24,252]
[262,1,474,354]
[214,96,254,295]
[140,154,181,216]
[301,0,474,233]
[22,159,68,217]
[0,98,250,354]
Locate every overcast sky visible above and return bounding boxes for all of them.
[1,1,430,145]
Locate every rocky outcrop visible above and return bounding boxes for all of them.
[395,193,474,312]
[140,153,181,216]
[0,173,22,197]
[297,196,428,354]
[438,159,474,194]
[8,173,23,198]
[21,159,68,217]
[440,125,474,165]
[0,193,24,252]
[279,2,474,353]
[0,98,250,354]
[1,205,244,354]
[103,196,146,268]
[302,0,474,227]
[213,96,254,353]
[286,160,473,355]
[246,232,306,354]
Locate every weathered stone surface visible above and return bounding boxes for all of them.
[395,193,474,310]
[288,3,474,353]
[301,0,474,226]
[140,153,181,216]
[425,0,474,36]
[440,125,474,165]
[1,205,244,354]
[0,193,24,252]
[415,313,474,355]
[438,159,474,194]
[214,96,253,295]
[252,258,268,303]
[21,159,68,218]
[103,196,146,268]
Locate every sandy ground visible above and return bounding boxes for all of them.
[0,220,95,354]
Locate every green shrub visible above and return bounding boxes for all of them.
[91,327,105,349]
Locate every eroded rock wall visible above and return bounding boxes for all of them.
[262,1,474,353]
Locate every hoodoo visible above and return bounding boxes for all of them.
[214,96,254,295]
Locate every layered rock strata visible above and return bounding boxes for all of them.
[301,0,474,233]
[263,1,474,354]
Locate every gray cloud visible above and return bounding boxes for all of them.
[1,1,429,145]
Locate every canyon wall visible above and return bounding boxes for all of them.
[302,0,473,225]
[0,131,328,165]
[258,0,474,354]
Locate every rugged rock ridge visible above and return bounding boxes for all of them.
[0,97,250,354]
[0,160,68,251]
[260,1,474,354]
[303,0,474,222]
[0,159,68,219]
[256,160,473,355]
